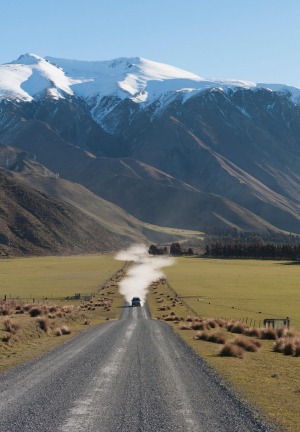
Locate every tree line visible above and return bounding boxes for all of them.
[148,243,194,256]
[204,243,300,260]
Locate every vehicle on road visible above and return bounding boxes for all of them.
[131,297,141,307]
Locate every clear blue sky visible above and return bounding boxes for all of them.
[1,0,300,86]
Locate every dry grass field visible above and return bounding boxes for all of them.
[0,254,123,302]
[0,255,126,371]
[164,258,300,329]
[147,258,300,432]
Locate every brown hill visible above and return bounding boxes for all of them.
[0,127,278,233]
[0,168,125,257]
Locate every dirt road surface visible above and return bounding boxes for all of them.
[0,306,273,431]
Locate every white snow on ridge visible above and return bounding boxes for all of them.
[1,53,300,106]
[0,53,78,101]
[44,56,206,101]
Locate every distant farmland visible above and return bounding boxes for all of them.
[0,255,123,302]
[164,258,300,329]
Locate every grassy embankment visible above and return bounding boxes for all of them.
[0,255,126,372]
[147,258,300,432]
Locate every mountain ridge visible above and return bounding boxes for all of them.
[1,53,300,243]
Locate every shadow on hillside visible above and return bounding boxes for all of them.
[277,261,300,265]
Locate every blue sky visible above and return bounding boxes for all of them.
[1,0,300,86]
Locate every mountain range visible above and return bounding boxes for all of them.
[1,53,300,255]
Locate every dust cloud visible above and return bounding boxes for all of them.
[115,244,174,305]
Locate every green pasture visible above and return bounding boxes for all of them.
[0,255,124,301]
[164,258,300,329]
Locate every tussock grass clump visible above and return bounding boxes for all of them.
[54,327,62,336]
[179,324,192,330]
[260,328,277,340]
[295,343,300,357]
[29,306,43,317]
[219,343,244,358]
[243,327,262,338]
[227,321,246,334]
[37,317,50,333]
[214,318,226,328]
[273,335,300,356]
[1,333,12,343]
[209,331,227,344]
[164,315,179,322]
[273,338,286,353]
[3,318,20,334]
[194,330,210,341]
[195,330,227,344]
[0,306,11,316]
[283,342,295,356]
[61,326,71,335]
[54,326,71,335]
[232,336,261,352]
[191,321,207,331]
[158,305,170,311]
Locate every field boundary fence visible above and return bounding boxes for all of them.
[0,261,129,305]
[164,280,292,328]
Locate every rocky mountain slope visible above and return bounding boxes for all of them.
[1,53,300,237]
[0,166,127,256]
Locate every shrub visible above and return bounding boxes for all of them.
[260,328,277,340]
[283,341,295,356]
[232,336,260,352]
[195,331,226,344]
[1,333,12,343]
[206,319,217,329]
[195,330,210,341]
[37,317,50,333]
[230,322,246,334]
[276,327,288,338]
[191,322,206,331]
[219,343,243,358]
[208,331,227,344]
[243,327,262,338]
[61,326,71,335]
[29,307,43,317]
[179,324,191,330]
[273,338,286,353]
[3,318,19,334]
[294,343,300,357]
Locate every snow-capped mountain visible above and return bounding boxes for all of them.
[1,53,300,236]
[1,53,300,106]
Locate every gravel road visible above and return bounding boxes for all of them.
[0,305,274,431]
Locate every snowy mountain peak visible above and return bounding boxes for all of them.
[1,53,300,108]
[10,53,44,65]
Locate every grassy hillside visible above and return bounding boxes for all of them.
[16,170,204,244]
[0,169,126,256]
